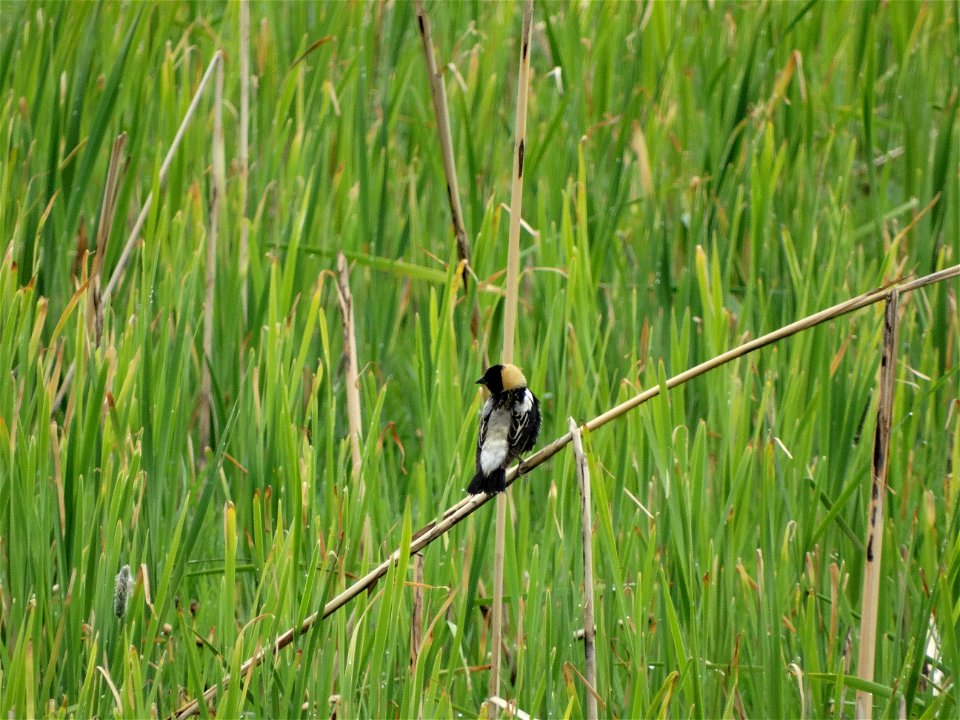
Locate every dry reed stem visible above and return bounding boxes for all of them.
[171,265,957,719]
[854,288,899,719]
[88,132,128,342]
[54,51,225,415]
[569,417,598,720]
[239,0,250,319]
[412,0,472,275]
[501,0,534,364]
[336,252,364,489]
[200,58,226,453]
[491,0,535,705]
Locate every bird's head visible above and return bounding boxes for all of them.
[476,363,527,394]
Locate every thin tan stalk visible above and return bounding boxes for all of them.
[412,0,471,273]
[491,0,534,705]
[854,289,899,719]
[411,553,424,720]
[171,266,957,719]
[411,554,424,660]
[200,58,227,453]
[501,0,534,364]
[239,0,250,318]
[53,51,225,416]
[88,132,128,342]
[335,252,364,490]
[569,417,598,720]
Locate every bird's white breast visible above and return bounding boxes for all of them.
[479,405,511,475]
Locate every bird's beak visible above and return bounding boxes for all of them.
[475,377,485,385]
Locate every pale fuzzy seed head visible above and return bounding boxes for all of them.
[500,363,527,390]
[114,564,134,619]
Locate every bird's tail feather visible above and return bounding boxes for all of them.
[467,468,507,495]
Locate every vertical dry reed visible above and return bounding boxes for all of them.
[88,132,128,342]
[855,289,899,719]
[336,252,364,490]
[412,0,472,274]
[200,57,226,453]
[239,0,250,318]
[569,418,598,720]
[490,0,535,707]
[411,553,424,720]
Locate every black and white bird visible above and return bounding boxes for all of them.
[467,364,542,495]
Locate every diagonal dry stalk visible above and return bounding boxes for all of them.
[569,418,598,720]
[171,265,958,719]
[53,51,226,416]
[336,252,364,491]
[490,0,535,706]
[412,0,472,274]
[103,51,224,306]
[854,288,899,720]
[563,661,607,713]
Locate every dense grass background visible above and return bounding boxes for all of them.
[1,1,957,717]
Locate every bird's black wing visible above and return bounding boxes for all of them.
[509,389,541,455]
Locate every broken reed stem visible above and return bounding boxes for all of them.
[336,252,364,490]
[239,0,250,320]
[171,266,957,719]
[854,288,899,720]
[88,132,128,343]
[569,418,598,720]
[563,661,607,713]
[200,58,227,454]
[569,419,599,718]
[413,0,472,274]
[54,51,225,416]
[487,695,532,720]
[97,664,124,715]
[491,0,535,705]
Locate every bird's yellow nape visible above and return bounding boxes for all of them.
[500,364,527,390]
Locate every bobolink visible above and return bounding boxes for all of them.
[467,364,542,495]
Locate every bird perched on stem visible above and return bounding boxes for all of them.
[467,364,542,495]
